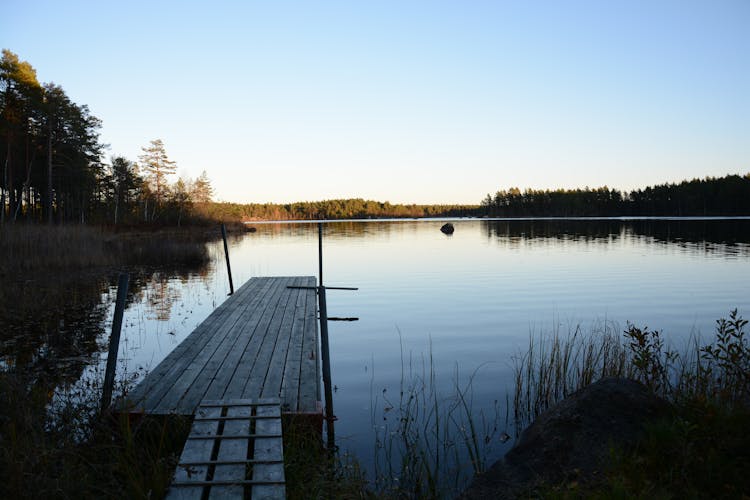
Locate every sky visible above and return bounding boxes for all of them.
[2,1,749,204]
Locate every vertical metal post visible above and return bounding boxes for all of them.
[318,285,335,449]
[221,223,234,295]
[101,273,129,413]
[318,222,323,286]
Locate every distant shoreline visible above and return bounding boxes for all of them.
[242,215,750,224]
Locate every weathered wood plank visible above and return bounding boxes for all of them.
[209,404,251,498]
[200,278,290,403]
[252,403,285,499]
[278,277,314,411]
[166,405,222,500]
[169,278,287,413]
[153,278,278,413]
[125,278,267,410]
[298,278,321,412]
[260,277,304,400]
[241,277,300,400]
[124,276,320,417]
[129,277,263,399]
[223,277,296,400]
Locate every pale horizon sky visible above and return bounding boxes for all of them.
[3,1,749,204]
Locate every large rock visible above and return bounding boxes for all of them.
[440,223,455,234]
[461,378,672,499]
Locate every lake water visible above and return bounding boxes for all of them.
[39,218,750,483]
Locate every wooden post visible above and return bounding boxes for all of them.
[318,222,323,286]
[221,223,234,295]
[318,285,335,449]
[101,273,129,413]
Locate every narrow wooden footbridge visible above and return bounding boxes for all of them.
[120,276,322,499]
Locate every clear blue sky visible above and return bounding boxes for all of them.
[3,0,749,204]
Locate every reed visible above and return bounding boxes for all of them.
[371,339,504,499]
[512,320,633,434]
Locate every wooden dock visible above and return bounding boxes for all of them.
[122,276,321,416]
[167,398,286,499]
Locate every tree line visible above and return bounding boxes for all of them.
[481,174,750,217]
[196,199,477,222]
[1,49,213,226]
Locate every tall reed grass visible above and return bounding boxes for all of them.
[511,320,632,433]
[371,338,505,499]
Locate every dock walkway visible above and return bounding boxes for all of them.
[122,276,321,416]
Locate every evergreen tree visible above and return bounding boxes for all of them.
[192,170,213,203]
[138,139,176,211]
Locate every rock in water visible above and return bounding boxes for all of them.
[461,378,672,499]
[440,223,454,234]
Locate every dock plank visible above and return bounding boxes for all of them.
[251,402,285,499]
[261,278,303,402]
[169,278,288,413]
[167,399,285,499]
[210,404,251,498]
[278,279,307,412]
[298,280,321,412]
[247,277,302,400]
[122,276,320,417]
[220,278,292,400]
[126,278,268,410]
[201,277,292,402]
[148,279,275,413]
[166,405,222,500]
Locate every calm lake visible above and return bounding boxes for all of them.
[17,218,750,479]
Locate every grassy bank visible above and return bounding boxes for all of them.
[0,224,213,274]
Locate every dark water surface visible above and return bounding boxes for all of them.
[3,218,749,480]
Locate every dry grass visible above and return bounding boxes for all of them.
[0,224,210,274]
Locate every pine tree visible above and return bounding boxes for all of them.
[192,170,213,203]
[138,139,176,207]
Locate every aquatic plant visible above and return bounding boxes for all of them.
[371,339,504,499]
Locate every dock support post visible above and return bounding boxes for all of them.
[318,285,335,449]
[318,222,323,286]
[317,222,336,448]
[221,223,234,295]
[101,272,129,413]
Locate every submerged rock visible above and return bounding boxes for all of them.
[461,378,672,499]
[440,223,455,235]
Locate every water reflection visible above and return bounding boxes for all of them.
[482,218,750,257]
[0,257,217,398]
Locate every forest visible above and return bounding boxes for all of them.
[0,50,216,227]
[480,174,750,217]
[2,49,749,225]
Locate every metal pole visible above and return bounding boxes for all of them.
[101,273,129,413]
[318,222,323,286]
[318,285,335,449]
[221,223,234,295]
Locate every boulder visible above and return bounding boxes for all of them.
[461,378,672,499]
[440,223,455,235]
